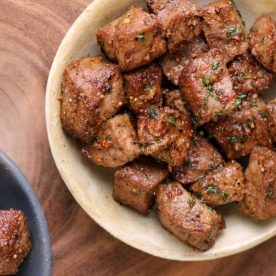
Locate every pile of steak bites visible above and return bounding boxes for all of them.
[60,0,276,251]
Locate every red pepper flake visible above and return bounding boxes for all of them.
[102,140,112,149]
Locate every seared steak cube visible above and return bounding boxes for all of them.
[137,107,193,166]
[156,183,225,251]
[161,36,208,85]
[249,16,276,73]
[164,89,189,115]
[60,56,125,143]
[146,0,202,52]
[228,52,273,95]
[113,158,168,214]
[97,5,166,71]
[82,114,140,167]
[207,98,273,159]
[180,48,237,126]
[202,0,248,62]
[173,135,224,185]
[0,210,31,275]
[124,63,163,114]
[268,99,276,143]
[191,161,245,206]
[239,147,276,220]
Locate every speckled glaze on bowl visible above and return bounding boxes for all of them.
[0,150,52,275]
[46,0,276,261]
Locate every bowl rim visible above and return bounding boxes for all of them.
[0,150,52,275]
[45,0,276,261]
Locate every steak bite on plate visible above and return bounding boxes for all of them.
[173,135,225,185]
[156,182,225,251]
[207,98,273,160]
[228,52,273,95]
[97,5,166,72]
[179,48,237,126]
[161,36,208,85]
[146,0,203,53]
[113,158,168,214]
[60,56,125,143]
[0,210,32,276]
[137,107,193,166]
[202,0,248,62]
[82,114,140,168]
[124,63,163,114]
[239,147,276,220]
[191,160,245,206]
[249,16,276,74]
[268,99,276,143]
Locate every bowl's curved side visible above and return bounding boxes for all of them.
[0,150,52,276]
[45,0,276,261]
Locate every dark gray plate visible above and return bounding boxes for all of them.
[0,150,52,276]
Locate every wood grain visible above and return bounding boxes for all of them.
[0,0,275,275]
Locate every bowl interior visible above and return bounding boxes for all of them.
[0,151,52,275]
[46,0,276,260]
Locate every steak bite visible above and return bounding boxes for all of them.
[0,210,32,275]
[173,135,225,185]
[137,107,193,166]
[228,52,273,95]
[113,158,168,214]
[124,63,163,114]
[249,16,276,73]
[161,36,208,85]
[191,161,245,206]
[179,48,237,126]
[163,89,189,115]
[82,114,140,167]
[239,147,276,220]
[60,56,125,143]
[202,0,248,62]
[146,0,203,53]
[97,5,166,72]
[268,99,276,143]
[156,183,225,251]
[207,98,273,160]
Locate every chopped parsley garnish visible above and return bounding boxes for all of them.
[203,76,212,92]
[207,206,215,212]
[227,25,241,39]
[141,141,156,148]
[197,175,205,181]
[168,115,177,125]
[146,83,153,92]
[188,199,195,208]
[206,185,220,195]
[227,135,247,145]
[234,94,247,109]
[106,135,112,141]
[214,111,223,118]
[185,162,195,170]
[211,61,220,70]
[135,33,145,42]
[148,109,158,119]
[203,90,212,109]
[258,110,269,119]
[221,192,228,201]
[266,190,273,198]
[249,101,258,108]
[137,189,147,195]
[260,37,268,45]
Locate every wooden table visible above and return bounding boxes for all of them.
[0,0,275,275]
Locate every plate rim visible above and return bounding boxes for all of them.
[45,0,276,261]
[0,150,52,275]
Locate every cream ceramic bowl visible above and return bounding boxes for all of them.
[46,0,276,260]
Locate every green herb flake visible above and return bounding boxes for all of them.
[197,175,205,181]
[203,76,212,93]
[266,190,274,199]
[106,135,112,141]
[137,189,147,195]
[168,115,177,125]
[146,83,153,92]
[227,135,247,145]
[105,84,113,94]
[260,37,268,45]
[258,110,269,119]
[206,185,220,195]
[234,94,247,109]
[185,162,195,170]
[214,111,223,118]
[221,192,228,201]
[249,101,258,108]
[188,199,195,208]
[211,61,220,71]
[135,33,145,42]
[227,25,241,39]
[148,109,158,119]
[207,206,215,212]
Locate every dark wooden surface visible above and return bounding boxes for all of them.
[0,1,275,275]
